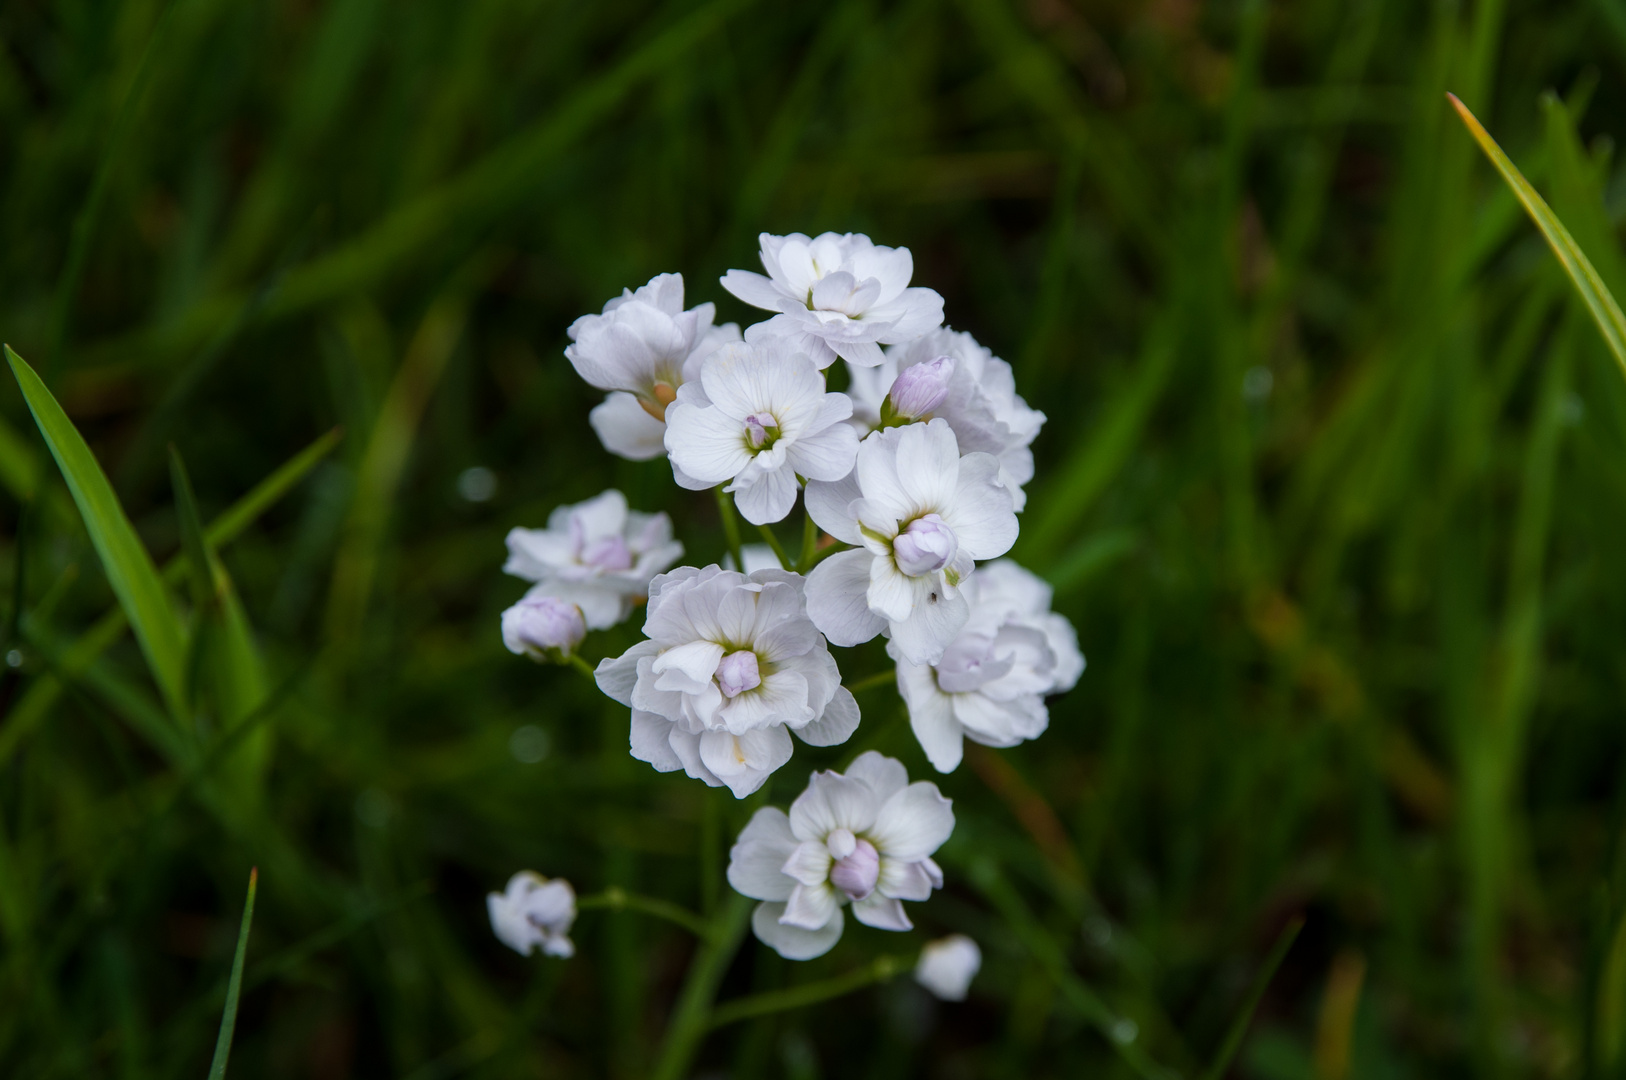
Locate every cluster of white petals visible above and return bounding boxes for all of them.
[665,337,858,524]
[727,752,952,959]
[595,566,859,797]
[567,274,740,461]
[487,871,577,958]
[894,560,1084,772]
[915,934,981,1001]
[721,232,944,368]
[504,489,682,630]
[847,328,1046,510]
[805,419,1018,664]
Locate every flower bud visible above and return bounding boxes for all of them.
[828,836,880,899]
[487,871,577,958]
[885,356,954,422]
[716,650,762,697]
[743,412,779,450]
[915,934,981,1001]
[502,596,587,661]
[892,513,958,577]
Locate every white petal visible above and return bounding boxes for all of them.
[843,751,909,804]
[721,269,789,311]
[806,549,887,647]
[877,857,937,902]
[730,462,800,525]
[851,893,912,931]
[793,686,859,747]
[804,471,864,544]
[667,726,725,789]
[897,660,964,772]
[727,807,798,901]
[630,711,685,773]
[785,414,860,482]
[752,901,843,960]
[887,586,970,666]
[698,726,793,798]
[941,451,1018,560]
[915,935,980,1001]
[893,418,961,512]
[665,402,753,485]
[789,769,880,840]
[590,392,669,460]
[595,640,660,706]
[652,640,725,694]
[780,840,834,887]
[868,557,922,623]
[953,691,1047,747]
[870,781,955,861]
[781,881,841,930]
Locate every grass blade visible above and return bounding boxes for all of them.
[1201,916,1304,1080]
[208,868,258,1080]
[5,345,188,718]
[1448,92,1626,383]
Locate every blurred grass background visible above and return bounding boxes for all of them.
[3,0,1626,1075]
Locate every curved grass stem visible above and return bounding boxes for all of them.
[709,954,912,1030]
[649,892,752,1080]
[577,887,711,938]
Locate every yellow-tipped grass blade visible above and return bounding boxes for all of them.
[1449,93,1626,382]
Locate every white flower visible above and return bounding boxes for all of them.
[566,273,740,460]
[894,560,1083,771]
[663,338,859,525]
[504,490,683,630]
[847,329,1046,511]
[720,232,944,368]
[727,752,953,960]
[487,871,576,958]
[594,566,860,798]
[915,935,981,1001]
[501,595,586,660]
[804,419,1018,665]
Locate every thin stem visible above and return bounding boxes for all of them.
[567,653,598,683]
[845,668,898,695]
[650,893,753,1080]
[709,954,912,1029]
[715,487,744,571]
[797,509,817,572]
[577,888,711,939]
[801,540,852,571]
[755,524,793,571]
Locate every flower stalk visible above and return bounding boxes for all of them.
[649,892,753,1080]
[708,953,912,1029]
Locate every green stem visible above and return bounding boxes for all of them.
[700,792,720,916]
[755,524,793,571]
[650,893,752,1080]
[844,668,898,695]
[567,653,598,684]
[715,487,744,571]
[797,510,817,572]
[709,954,911,1030]
[577,887,711,939]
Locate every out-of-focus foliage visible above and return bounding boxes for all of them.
[3,0,1626,1076]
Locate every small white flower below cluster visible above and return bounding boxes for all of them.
[893,560,1083,772]
[727,751,952,959]
[595,566,859,798]
[504,489,682,630]
[488,871,576,958]
[502,595,586,661]
[915,934,981,1001]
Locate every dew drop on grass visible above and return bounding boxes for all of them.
[509,724,551,764]
[458,466,497,503]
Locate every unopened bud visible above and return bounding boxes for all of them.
[716,650,762,697]
[892,514,958,577]
[884,356,954,422]
[829,836,880,900]
[915,935,981,1001]
[502,596,586,661]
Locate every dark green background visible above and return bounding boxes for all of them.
[3,0,1626,1076]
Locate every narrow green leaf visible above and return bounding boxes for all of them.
[208,868,258,1080]
[1201,917,1304,1080]
[170,447,214,610]
[1448,93,1626,383]
[5,345,188,717]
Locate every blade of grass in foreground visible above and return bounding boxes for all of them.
[1200,916,1304,1080]
[5,345,189,718]
[208,868,257,1079]
[1448,93,1626,383]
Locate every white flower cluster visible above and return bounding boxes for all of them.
[496,231,1084,961]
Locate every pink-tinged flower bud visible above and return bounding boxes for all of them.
[581,534,634,571]
[502,596,586,660]
[892,513,958,577]
[716,650,762,697]
[886,356,954,420]
[915,934,981,1001]
[743,412,779,450]
[829,836,881,900]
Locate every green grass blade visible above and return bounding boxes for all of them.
[5,345,188,718]
[207,867,258,1080]
[170,447,214,610]
[1200,917,1304,1080]
[1448,93,1626,383]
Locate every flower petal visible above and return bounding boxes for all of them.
[752,901,843,960]
[781,881,841,930]
[877,857,937,902]
[804,471,864,544]
[629,710,685,772]
[806,550,887,647]
[665,402,753,485]
[729,461,799,525]
[780,839,834,887]
[590,392,669,461]
[941,451,1018,560]
[896,659,965,772]
[789,769,880,841]
[595,640,660,706]
[652,639,725,694]
[870,781,955,861]
[887,586,970,666]
[851,893,913,931]
[727,807,798,901]
[843,750,909,804]
[793,685,860,747]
